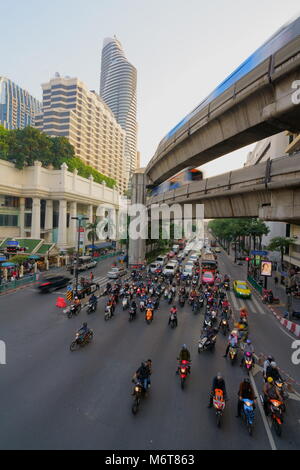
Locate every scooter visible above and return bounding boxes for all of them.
[198,332,217,353]
[122,297,129,310]
[129,307,137,322]
[131,380,149,415]
[104,305,113,321]
[87,301,97,314]
[241,398,255,436]
[70,329,93,351]
[178,360,191,390]
[64,303,81,319]
[212,388,226,427]
[243,351,254,374]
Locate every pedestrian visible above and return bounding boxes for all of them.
[90,271,94,282]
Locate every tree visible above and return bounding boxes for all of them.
[267,237,295,265]
[9,254,29,265]
[0,125,9,160]
[50,136,75,168]
[7,127,52,169]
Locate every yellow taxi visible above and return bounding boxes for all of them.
[233,280,251,299]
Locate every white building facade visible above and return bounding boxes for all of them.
[0,159,120,249]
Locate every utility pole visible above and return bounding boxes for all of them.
[72,215,88,295]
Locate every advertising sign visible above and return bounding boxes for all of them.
[260,260,272,277]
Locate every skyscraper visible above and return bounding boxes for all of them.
[35,76,127,194]
[0,76,41,130]
[100,37,138,184]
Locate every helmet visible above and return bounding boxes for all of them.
[232,329,238,336]
[182,344,187,350]
[267,377,274,383]
[271,361,277,368]
[246,339,251,344]
[83,322,87,327]
[74,296,78,300]
[267,355,274,362]
[217,372,223,379]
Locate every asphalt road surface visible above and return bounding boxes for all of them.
[0,251,299,450]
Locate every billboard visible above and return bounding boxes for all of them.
[260,260,272,277]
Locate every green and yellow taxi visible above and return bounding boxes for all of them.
[233,280,252,299]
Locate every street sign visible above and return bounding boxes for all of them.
[251,250,268,256]
[6,241,19,246]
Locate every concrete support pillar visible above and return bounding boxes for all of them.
[45,200,53,242]
[88,204,94,223]
[19,197,25,237]
[69,201,77,247]
[57,200,68,248]
[128,170,147,266]
[31,197,41,239]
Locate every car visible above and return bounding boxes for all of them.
[201,271,215,285]
[172,244,180,254]
[156,255,167,266]
[185,260,194,268]
[183,265,193,277]
[215,247,221,253]
[38,275,71,293]
[149,262,161,274]
[163,264,178,276]
[107,267,127,279]
[168,251,176,258]
[233,280,252,299]
[76,281,100,299]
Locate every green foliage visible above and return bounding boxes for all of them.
[0,126,116,189]
[8,254,29,265]
[268,236,294,262]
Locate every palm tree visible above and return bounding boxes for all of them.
[267,237,295,267]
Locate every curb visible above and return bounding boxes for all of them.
[0,280,40,296]
[248,280,300,338]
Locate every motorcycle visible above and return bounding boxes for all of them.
[145,309,153,324]
[198,333,217,353]
[70,329,93,351]
[139,300,145,312]
[122,297,129,310]
[129,307,136,322]
[192,299,201,314]
[229,345,238,365]
[223,281,230,291]
[131,381,148,415]
[169,314,177,328]
[212,388,226,427]
[178,360,191,390]
[168,292,173,304]
[269,398,285,436]
[275,379,289,408]
[104,304,113,321]
[220,318,229,335]
[244,351,254,374]
[210,310,217,324]
[241,398,255,436]
[87,301,97,314]
[64,303,81,319]
[179,295,185,307]
[203,316,212,329]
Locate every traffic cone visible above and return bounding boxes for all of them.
[56,297,67,308]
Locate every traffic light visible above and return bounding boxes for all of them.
[245,257,250,262]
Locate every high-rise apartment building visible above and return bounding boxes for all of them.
[35,76,127,194]
[100,37,138,183]
[0,76,41,130]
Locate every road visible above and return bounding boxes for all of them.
[0,251,299,450]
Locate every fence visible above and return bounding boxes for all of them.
[247,275,263,295]
[0,274,37,294]
[93,251,122,263]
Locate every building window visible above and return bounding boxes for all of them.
[0,214,18,226]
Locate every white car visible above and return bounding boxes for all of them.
[155,255,167,266]
[183,265,193,277]
[107,267,127,279]
[189,254,199,263]
[149,262,161,273]
[163,264,178,276]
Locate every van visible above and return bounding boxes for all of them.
[172,244,180,254]
[149,262,161,273]
[163,264,178,276]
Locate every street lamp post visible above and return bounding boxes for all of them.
[71,215,88,295]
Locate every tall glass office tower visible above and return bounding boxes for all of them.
[0,77,41,130]
[100,37,138,184]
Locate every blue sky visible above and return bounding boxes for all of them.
[1,0,300,175]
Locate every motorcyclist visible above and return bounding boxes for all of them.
[240,307,248,321]
[236,377,256,417]
[266,361,283,382]
[263,355,275,381]
[223,329,239,358]
[169,305,178,327]
[240,339,255,366]
[263,377,283,415]
[133,361,151,391]
[208,372,227,407]
[177,344,191,374]
[89,293,98,307]
[77,322,90,341]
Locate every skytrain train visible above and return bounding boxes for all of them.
[148,167,203,197]
[154,14,300,158]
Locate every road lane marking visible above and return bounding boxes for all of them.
[249,372,277,451]
[251,295,266,315]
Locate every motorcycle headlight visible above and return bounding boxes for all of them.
[134,386,140,392]
[180,368,186,374]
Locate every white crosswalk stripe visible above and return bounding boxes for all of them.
[250,294,266,315]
